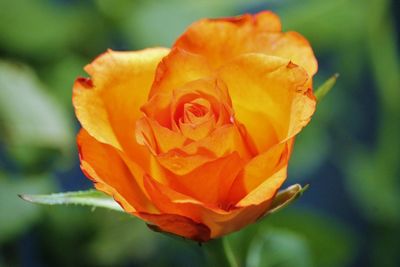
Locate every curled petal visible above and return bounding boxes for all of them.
[136,117,187,155]
[236,165,288,207]
[258,31,318,77]
[143,75,231,128]
[227,139,291,205]
[170,78,233,128]
[142,174,275,239]
[73,48,170,167]
[162,152,245,205]
[174,11,281,69]
[148,48,212,98]
[156,125,251,175]
[174,11,317,76]
[139,212,211,242]
[77,129,155,213]
[218,54,316,153]
[145,153,244,207]
[179,115,215,141]
[139,76,250,175]
[73,77,120,149]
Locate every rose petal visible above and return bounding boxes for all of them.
[139,77,249,173]
[174,11,317,76]
[143,174,275,239]
[164,152,244,205]
[218,54,316,153]
[234,138,294,207]
[73,48,169,166]
[77,129,155,213]
[139,212,211,242]
[143,75,231,128]
[136,117,187,155]
[173,11,281,68]
[257,31,318,78]
[148,48,212,98]
[179,115,215,141]
[227,140,291,205]
[157,125,251,175]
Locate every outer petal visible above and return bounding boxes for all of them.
[78,131,211,241]
[143,174,275,239]
[73,48,170,166]
[73,77,119,148]
[217,54,316,153]
[145,152,244,207]
[77,129,155,213]
[139,213,211,242]
[174,11,317,77]
[237,166,287,207]
[257,31,318,78]
[227,140,291,205]
[163,152,245,206]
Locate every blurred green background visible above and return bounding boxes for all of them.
[0,0,399,266]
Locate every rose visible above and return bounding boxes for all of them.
[73,11,317,242]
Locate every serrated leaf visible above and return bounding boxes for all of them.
[19,190,123,212]
[315,73,339,101]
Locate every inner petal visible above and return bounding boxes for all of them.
[183,98,212,124]
[179,98,216,141]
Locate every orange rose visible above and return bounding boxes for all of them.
[73,11,317,242]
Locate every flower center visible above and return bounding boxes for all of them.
[174,97,216,141]
[183,98,211,125]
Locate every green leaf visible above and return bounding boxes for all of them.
[19,190,123,212]
[314,73,339,101]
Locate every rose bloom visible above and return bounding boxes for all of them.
[73,11,317,242]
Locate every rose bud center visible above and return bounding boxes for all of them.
[175,97,217,141]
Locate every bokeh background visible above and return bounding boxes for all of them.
[0,0,399,266]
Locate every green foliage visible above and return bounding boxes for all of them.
[228,208,357,267]
[345,0,400,224]
[0,174,55,243]
[247,228,313,267]
[0,0,106,59]
[20,190,123,212]
[315,74,339,102]
[86,216,159,266]
[0,61,74,171]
